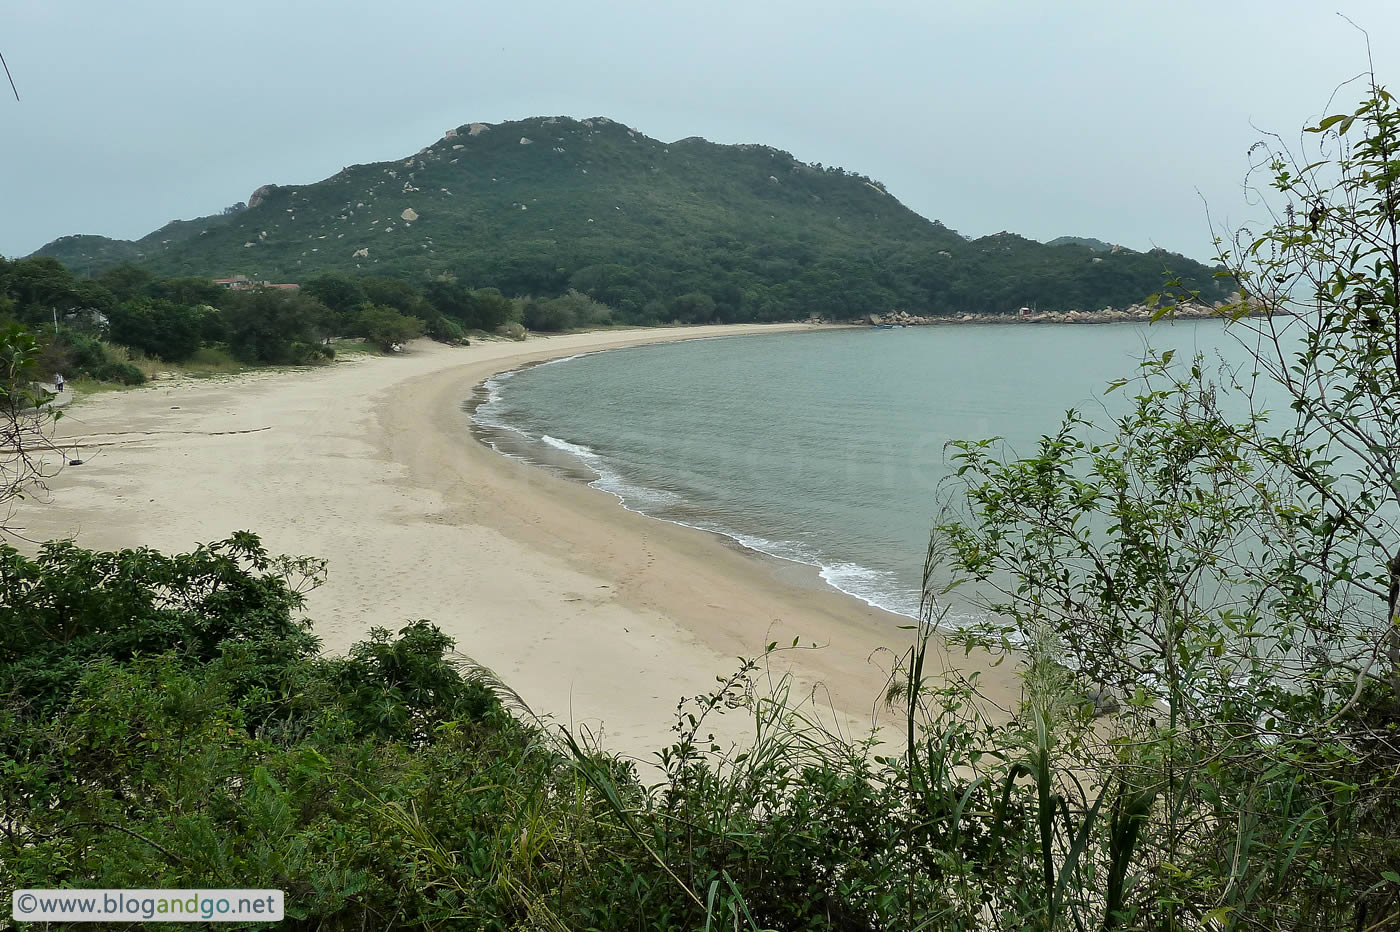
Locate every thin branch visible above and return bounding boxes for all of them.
[0,47,17,101]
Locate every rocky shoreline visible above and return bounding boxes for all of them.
[855,301,1263,326]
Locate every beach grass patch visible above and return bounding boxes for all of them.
[331,338,378,356]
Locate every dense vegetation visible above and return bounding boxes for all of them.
[30,116,1232,322]
[5,86,1400,931]
[0,256,601,387]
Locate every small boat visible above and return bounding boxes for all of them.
[871,324,896,329]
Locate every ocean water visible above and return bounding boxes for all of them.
[472,321,1267,621]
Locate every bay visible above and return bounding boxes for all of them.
[474,321,1271,621]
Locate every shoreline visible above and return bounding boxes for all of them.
[466,350,928,620]
[854,301,1273,328]
[16,323,1020,759]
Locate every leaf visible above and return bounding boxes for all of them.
[1307,114,1348,133]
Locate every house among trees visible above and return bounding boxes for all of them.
[213,275,299,291]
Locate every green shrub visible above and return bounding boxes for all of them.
[354,304,423,350]
[288,341,335,364]
[425,314,466,345]
[94,360,146,385]
[107,298,206,361]
[53,329,108,374]
[521,290,611,332]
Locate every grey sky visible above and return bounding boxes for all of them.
[4,1,1399,262]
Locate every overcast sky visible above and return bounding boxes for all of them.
[4,1,1399,262]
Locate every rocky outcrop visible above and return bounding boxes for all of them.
[247,184,276,208]
[401,207,419,222]
[861,301,1264,327]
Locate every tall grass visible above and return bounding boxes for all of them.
[100,342,246,380]
[549,534,1399,931]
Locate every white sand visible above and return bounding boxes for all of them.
[16,325,1018,761]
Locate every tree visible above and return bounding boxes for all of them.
[1209,70,1400,692]
[668,291,715,324]
[148,275,224,308]
[930,70,1400,928]
[4,257,113,324]
[520,290,609,331]
[422,282,517,331]
[1,324,61,536]
[354,304,423,351]
[218,288,333,364]
[303,273,368,320]
[359,276,427,315]
[96,263,158,302]
[107,298,206,361]
[465,287,517,331]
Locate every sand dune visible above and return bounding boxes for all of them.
[17,325,1019,761]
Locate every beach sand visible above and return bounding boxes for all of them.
[15,324,1020,761]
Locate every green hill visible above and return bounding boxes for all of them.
[1046,235,1116,252]
[31,116,1230,321]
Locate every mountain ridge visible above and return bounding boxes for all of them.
[30,115,1231,321]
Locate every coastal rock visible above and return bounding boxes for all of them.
[845,298,1256,328]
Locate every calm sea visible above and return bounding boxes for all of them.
[473,321,1271,621]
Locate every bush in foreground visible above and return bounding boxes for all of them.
[4,533,1397,930]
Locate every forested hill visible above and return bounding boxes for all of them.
[31,116,1231,322]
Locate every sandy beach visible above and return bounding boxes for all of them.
[15,324,1020,760]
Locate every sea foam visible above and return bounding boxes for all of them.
[471,355,933,623]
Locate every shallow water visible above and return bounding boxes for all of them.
[473,321,1270,620]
